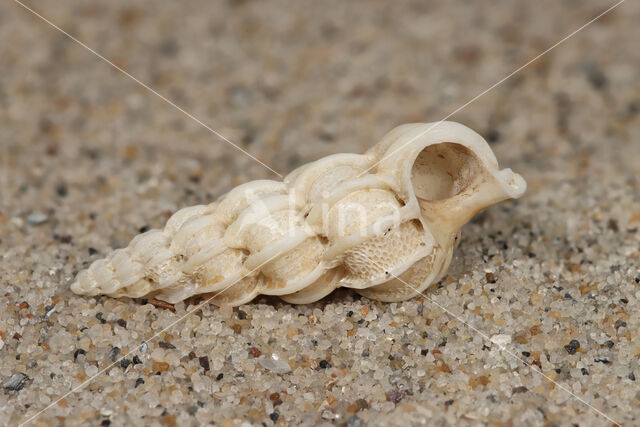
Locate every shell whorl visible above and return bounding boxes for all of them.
[71,122,526,306]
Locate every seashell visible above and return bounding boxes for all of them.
[71,122,526,306]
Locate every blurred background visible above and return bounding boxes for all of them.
[2,0,638,220]
[1,0,639,425]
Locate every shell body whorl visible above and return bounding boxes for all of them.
[71,122,526,306]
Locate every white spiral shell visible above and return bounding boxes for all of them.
[71,122,526,306]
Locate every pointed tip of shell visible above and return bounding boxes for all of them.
[69,280,81,294]
[69,279,94,296]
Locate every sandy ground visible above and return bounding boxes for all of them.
[1,0,639,425]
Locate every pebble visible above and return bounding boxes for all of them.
[386,389,406,404]
[614,319,627,329]
[159,341,176,349]
[26,212,48,226]
[347,415,362,426]
[3,372,30,391]
[108,347,121,361]
[198,356,210,371]
[152,361,170,372]
[564,340,580,355]
[257,358,292,374]
[489,334,512,347]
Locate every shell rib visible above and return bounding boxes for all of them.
[71,122,526,306]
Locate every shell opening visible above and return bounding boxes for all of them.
[410,142,481,202]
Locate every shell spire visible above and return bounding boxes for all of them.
[71,122,526,306]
